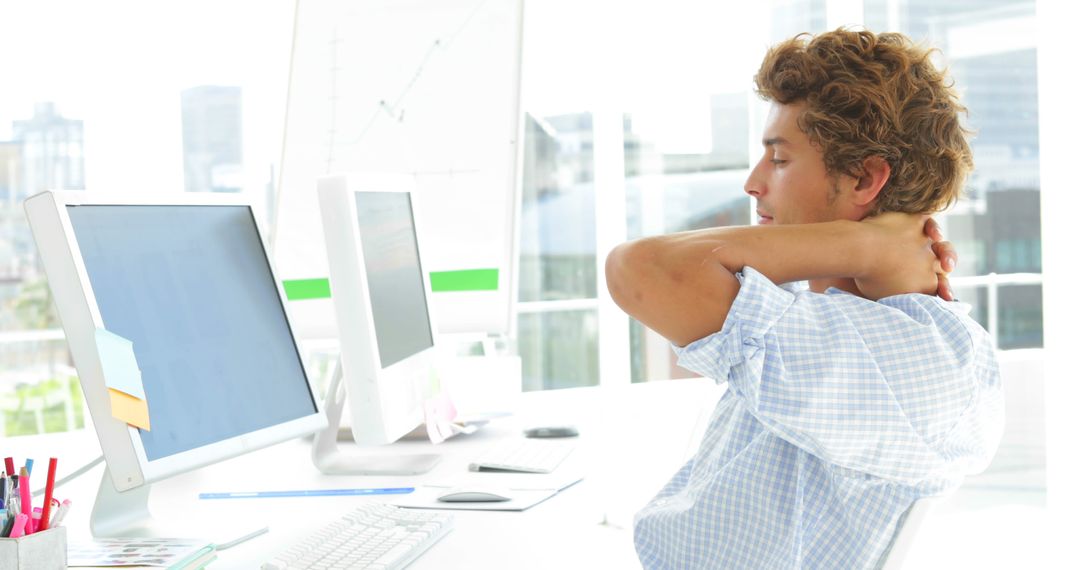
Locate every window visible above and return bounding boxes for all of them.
[519,0,770,386]
[517,113,600,390]
[518,0,1044,372]
[0,0,293,436]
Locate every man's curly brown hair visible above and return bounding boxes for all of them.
[754,28,973,216]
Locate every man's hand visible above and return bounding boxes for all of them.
[855,213,956,301]
[925,218,958,301]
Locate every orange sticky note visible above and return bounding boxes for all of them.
[108,388,151,430]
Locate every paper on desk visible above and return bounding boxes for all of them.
[455,467,585,492]
[392,486,559,511]
[95,328,150,430]
[68,537,213,567]
[391,470,584,512]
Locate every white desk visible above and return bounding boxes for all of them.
[5,379,724,569]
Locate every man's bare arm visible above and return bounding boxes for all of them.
[605,216,940,346]
[605,231,744,348]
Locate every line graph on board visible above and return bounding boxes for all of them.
[276,0,523,336]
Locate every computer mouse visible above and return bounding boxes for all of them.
[436,487,513,503]
[523,425,579,438]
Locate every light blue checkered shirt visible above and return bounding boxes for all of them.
[633,267,1004,569]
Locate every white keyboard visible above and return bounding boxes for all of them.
[261,503,453,570]
[468,439,575,473]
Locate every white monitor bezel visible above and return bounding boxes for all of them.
[317,173,441,446]
[24,190,326,492]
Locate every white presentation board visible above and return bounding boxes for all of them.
[273,0,524,338]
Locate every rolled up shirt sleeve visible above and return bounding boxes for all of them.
[673,266,1002,484]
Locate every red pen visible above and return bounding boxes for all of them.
[39,458,57,532]
[3,457,13,477]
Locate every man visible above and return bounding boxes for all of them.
[606,29,1004,568]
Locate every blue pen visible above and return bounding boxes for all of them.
[199,487,415,500]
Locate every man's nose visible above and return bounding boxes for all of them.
[744,168,764,197]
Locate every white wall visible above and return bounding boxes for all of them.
[1036,0,1080,556]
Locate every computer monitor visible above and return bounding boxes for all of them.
[311,173,442,475]
[23,190,326,537]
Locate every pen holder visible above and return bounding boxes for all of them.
[0,527,67,570]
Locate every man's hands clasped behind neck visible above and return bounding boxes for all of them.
[926,218,958,302]
[854,213,958,302]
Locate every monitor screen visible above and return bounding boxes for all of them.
[66,205,317,461]
[354,192,434,368]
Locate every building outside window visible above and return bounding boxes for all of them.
[0,0,290,437]
[180,86,244,194]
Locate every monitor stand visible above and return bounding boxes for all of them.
[311,360,442,475]
[90,467,157,537]
[90,468,264,543]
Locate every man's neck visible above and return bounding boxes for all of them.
[809,277,865,297]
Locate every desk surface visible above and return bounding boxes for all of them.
[6,379,724,569]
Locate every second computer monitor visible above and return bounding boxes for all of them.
[318,173,439,446]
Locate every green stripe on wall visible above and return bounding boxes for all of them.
[283,278,331,300]
[283,268,499,300]
[429,269,499,292]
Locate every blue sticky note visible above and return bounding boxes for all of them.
[94,328,145,401]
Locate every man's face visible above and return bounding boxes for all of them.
[744,101,852,225]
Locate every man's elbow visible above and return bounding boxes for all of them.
[605,237,739,347]
[605,240,651,317]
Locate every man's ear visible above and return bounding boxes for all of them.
[852,156,891,207]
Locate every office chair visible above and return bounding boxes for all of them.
[877,496,945,569]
